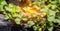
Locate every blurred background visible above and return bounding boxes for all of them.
[0,0,60,31]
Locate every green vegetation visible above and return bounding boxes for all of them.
[0,0,60,31]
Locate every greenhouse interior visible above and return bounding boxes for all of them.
[0,0,60,31]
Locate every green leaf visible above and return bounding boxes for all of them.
[0,0,7,6]
[47,10,56,22]
[33,26,39,31]
[28,21,35,27]
[15,18,21,24]
[4,15,9,20]
[48,27,53,31]
[54,19,60,25]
